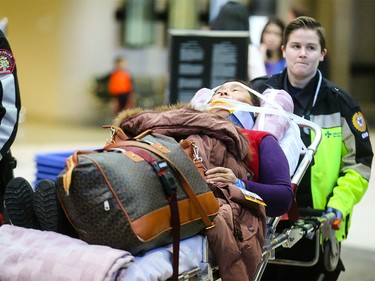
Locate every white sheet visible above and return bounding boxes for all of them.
[123,235,204,280]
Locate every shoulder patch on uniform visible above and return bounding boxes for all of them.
[352,112,367,133]
[0,49,15,74]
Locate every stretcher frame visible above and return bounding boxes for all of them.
[174,101,341,281]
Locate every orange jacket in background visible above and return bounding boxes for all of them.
[108,70,132,95]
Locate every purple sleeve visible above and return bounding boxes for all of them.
[243,135,293,217]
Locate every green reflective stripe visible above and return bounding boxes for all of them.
[341,119,372,180]
[310,126,342,209]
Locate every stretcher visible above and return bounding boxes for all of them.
[0,85,342,281]
[119,104,335,281]
[173,97,341,281]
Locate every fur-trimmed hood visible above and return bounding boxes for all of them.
[112,104,249,162]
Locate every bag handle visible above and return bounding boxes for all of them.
[102,125,129,144]
[112,139,215,229]
[62,124,131,195]
[179,139,206,178]
[63,155,75,195]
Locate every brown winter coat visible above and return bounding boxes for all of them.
[114,106,266,280]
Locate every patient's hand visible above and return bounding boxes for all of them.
[205,167,237,185]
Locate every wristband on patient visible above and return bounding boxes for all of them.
[234,178,246,190]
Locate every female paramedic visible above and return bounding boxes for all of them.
[251,16,373,280]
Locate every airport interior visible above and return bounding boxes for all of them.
[1,0,375,280]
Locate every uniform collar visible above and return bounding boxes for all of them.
[284,71,322,117]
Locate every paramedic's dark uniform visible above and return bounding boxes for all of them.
[251,69,373,280]
[0,30,21,220]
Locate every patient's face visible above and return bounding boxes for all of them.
[211,82,252,105]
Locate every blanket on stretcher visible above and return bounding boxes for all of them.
[0,225,134,281]
[0,225,204,281]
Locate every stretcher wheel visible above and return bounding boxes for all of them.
[323,239,340,272]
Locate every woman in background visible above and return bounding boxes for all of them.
[260,17,286,75]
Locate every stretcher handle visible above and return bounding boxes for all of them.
[211,82,322,186]
[299,208,340,229]
[291,118,322,186]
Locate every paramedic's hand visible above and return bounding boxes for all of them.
[324,207,343,230]
[205,167,237,185]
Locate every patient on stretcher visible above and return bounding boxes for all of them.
[188,80,294,280]
[191,80,302,176]
[2,81,295,281]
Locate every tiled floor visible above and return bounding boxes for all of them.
[10,119,375,281]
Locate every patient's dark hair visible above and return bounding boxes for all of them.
[222,79,260,107]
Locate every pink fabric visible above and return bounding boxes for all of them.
[0,225,134,281]
[253,89,294,141]
[190,88,213,109]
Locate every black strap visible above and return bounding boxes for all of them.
[169,191,180,281]
[125,146,180,281]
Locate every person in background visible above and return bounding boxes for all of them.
[286,2,309,24]
[108,56,133,114]
[251,16,373,280]
[260,17,286,75]
[0,29,21,225]
[210,0,267,80]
